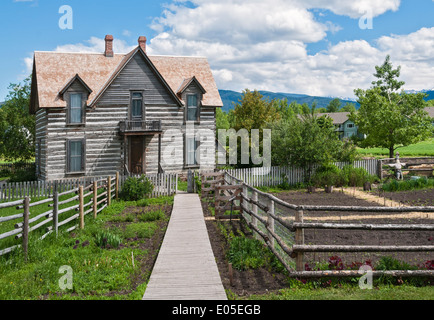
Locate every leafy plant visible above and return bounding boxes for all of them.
[94,230,121,249]
[120,175,154,201]
[137,209,165,222]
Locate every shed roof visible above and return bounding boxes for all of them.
[31,46,223,113]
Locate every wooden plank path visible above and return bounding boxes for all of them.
[143,193,227,300]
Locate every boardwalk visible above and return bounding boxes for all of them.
[143,192,227,300]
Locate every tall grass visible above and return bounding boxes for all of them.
[381,177,434,192]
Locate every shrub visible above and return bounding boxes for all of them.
[382,177,434,192]
[8,163,37,182]
[124,222,158,239]
[312,164,341,187]
[341,165,372,187]
[120,175,154,201]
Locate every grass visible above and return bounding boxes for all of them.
[0,196,173,300]
[381,177,434,192]
[359,138,434,157]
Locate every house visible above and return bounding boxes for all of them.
[29,35,223,181]
[317,112,364,140]
[427,107,434,125]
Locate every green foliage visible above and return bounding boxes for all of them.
[312,164,341,187]
[270,113,359,184]
[137,209,165,222]
[326,98,341,113]
[124,222,158,239]
[227,237,268,271]
[381,177,434,192]
[94,230,122,249]
[7,162,36,182]
[351,56,433,158]
[340,165,373,187]
[0,76,35,161]
[120,175,154,201]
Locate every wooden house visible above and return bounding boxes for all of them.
[30,35,223,181]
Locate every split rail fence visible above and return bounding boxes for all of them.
[0,172,178,259]
[220,171,434,278]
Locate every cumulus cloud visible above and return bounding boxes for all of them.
[54,36,136,54]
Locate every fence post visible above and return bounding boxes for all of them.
[93,181,98,219]
[268,199,275,248]
[53,191,59,236]
[22,197,30,262]
[252,190,258,240]
[295,210,304,272]
[79,186,84,229]
[107,176,112,207]
[115,172,119,201]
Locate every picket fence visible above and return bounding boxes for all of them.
[0,173,178,202]
[226,159,379,187]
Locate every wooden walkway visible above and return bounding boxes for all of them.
[143,192,227,300]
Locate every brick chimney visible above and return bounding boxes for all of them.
[105,35,114,57]
[138,36,147,53]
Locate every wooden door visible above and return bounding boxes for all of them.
[130,137,144,174]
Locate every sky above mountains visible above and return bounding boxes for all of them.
[1,0,434,101]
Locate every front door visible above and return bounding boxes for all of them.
[130,137,144,174]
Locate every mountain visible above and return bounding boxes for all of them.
[219,90,360,112]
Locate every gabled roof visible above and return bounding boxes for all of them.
[317,112,351,125]
[88,47,182,108]
[59,73,92,97]
[30,46,223,113]
[177,76,207,96]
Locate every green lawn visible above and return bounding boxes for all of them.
[0,197,173,300]
[359,138,434,157]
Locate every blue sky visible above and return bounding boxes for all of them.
[1,0,434,101]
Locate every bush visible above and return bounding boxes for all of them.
[120,175,154,201]
[312,164,341,187]
[8,163,36,182]
[381,177,434,192]
[340,165,374,187]
[137,209,165,222]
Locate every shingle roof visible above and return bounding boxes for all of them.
[31,46,223,113]
[317,112,351,125]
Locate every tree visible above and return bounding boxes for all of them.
[350,56,432,158]
[270,112,358,184]
[327,98,341,113]
[0,76,35,161]
[216,107,230,131]
[340,102,356,113]
[232,89,280,133]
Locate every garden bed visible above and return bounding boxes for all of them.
[202,189,433,298]
[382,188,434,207]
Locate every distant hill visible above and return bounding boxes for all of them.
[219,90,360,112]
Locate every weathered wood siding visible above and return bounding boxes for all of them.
[35,108,47,180]
[40,51,217,180]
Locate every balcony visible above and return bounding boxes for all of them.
[119,120,162,135]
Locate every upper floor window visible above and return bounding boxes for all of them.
[131,92,143,119]
[69,93,83,124]
[186,94,198,121]
[347,123,355,129]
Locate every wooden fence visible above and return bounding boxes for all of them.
[221,171,434,278]
[0,175,117,259]
[0,172,178,259]
[0,173,178,202]
[226,160,379,187]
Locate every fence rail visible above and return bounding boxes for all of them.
[1,173,177,202]
[226,160,379,187]
[220,171,434,278]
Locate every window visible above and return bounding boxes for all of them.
[186,137,198,166]
[131,92,143,119]
[186,94,198,121]
[347,123,355,129]
[69,93,83,124]
[67,139,85,173]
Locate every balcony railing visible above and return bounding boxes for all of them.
[119,120,162,134]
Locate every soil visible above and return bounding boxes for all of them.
[202,200,289,297]
[383,188,434,207]
[203,189,434,297]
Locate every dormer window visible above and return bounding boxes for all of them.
[186,94,198,121]
[60,74,91,125]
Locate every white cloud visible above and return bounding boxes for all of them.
[54,36,136,54]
